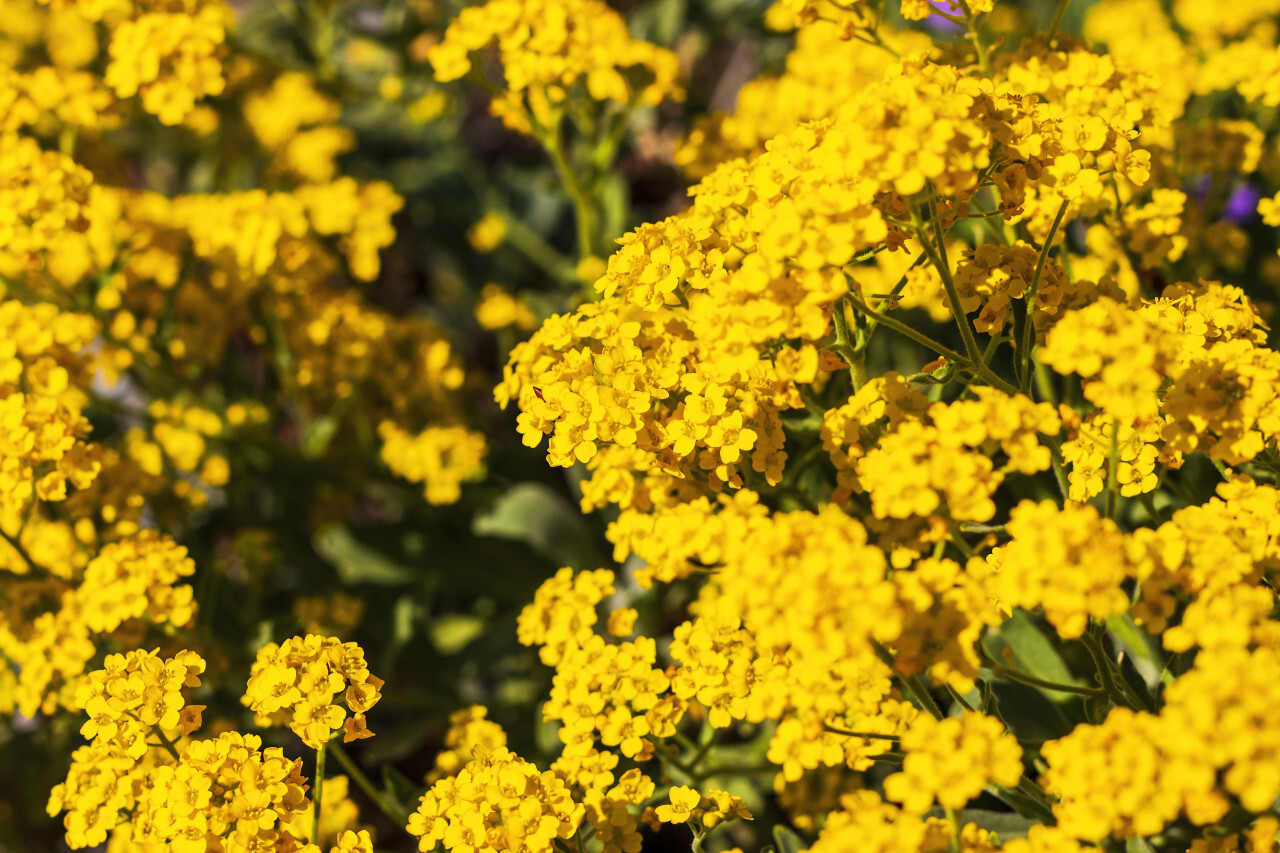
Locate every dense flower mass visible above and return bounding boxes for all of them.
[12,0,1280,851]
[245,634,383,749]
[426,0,683,135]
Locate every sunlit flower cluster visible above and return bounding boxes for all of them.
[244,634,383,749]
[24,0,1280,852]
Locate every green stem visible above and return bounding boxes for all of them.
[125,711,182,762]
[1034,360,1058,405]
[945,807,963,853]
[954,0,992,77]
[452,151,577,286]
[0,528,35,572]
[946,684,977,712]
[831,296,867,387]
[1047,0,1071,38]
[328,741,409,825]
[590,101,639,175]
[692,762,779,782]
[685,732,718,773]
[1020,201,1069,394]
[1044,435,1072,501]
[312,741,327,844]
[863,252,929,336]
[1137,491,1165,523]
[948,531,975,559]
[541,123,597,262]
[921,196,983,367]
[1016,777,1057,821]
[151,724,183,762]
[1081,630,1132,710]
[823,723,901,741]
[845,292,967,365]
[59,127,77,158]
[958,521,1006,534]
[303,0,336,82]
[872,641,945,721]
[498,212,577,284]
[985,661,1106,697]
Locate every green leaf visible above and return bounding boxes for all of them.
[1106,613,1162,686]
[473,483,600,570]
[313,525,416,586]
[596,174,630,253]
[773,826,806,853]
[629,0,686,46]
[988,783,1053,823]
[960,809,1036,839]
[382,764,423,820]
[1126,839,1157,853]
[362,716,435,766]
[978,679,1009,730]
[300,415,339,457]
[392,595,418,646]
[428,613,486,655]
[985,680,1073,744]
[984,610,1078,702]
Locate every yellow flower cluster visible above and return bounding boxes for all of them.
[1131,475,1280,635]
[952,243,1102,334]
[828,379,1060,522]
[427,0,682,134]
[1042,644,1280,839]
[542,631,674,760]
[378,422,488,506]
[675,21,932,178]
[103,4,228,125]
[805,790,987,853]
[500,44,1153,515]
[74,647,205,757]
[426,705,509,783]
[0,531,196,716]
[815,804,1089,853]
[0,299,100,515]
[406,746,584,853]
[244,634,383,749]
[516,565,615,664]
[138,730,313,851]
[525,495,1016,799]
[2,0,232,129]
[50,644,385,852]
[22,0,1280,849]
[48,649,207,848]
[883,712,1023,812]
[161,179,403,283]
[1042,281,1279,467]
[244,72,355,184]
[483,0,1280,846]
[981,501,1143,638]
[0,136,93,262]
[655,785,751,828]
[1058,413,1161,501]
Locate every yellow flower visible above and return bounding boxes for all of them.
[655,786,702,824]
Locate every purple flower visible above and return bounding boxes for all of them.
[1222,183,1260,225]
[922,2,965,34]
